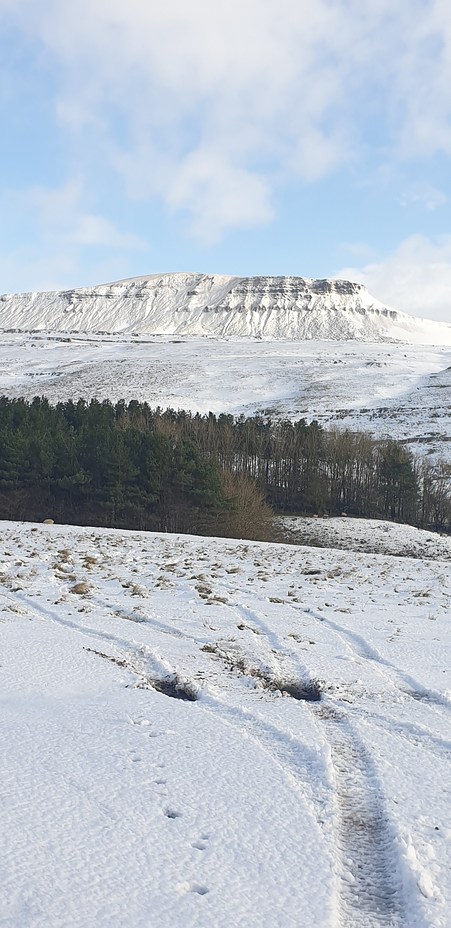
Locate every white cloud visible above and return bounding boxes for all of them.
[166,148,273,242]
[399,183,448,211]
[335,235,451,324]
[0,179,148,292]
[2,0,451,240]
[0,2,387,234]
[0,249,79,294]
[390,0,451,157]
[14,179,147,251]
[0,245,147,294]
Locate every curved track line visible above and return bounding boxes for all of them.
[295,605,451,711]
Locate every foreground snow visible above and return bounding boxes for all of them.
[1,520,450,927]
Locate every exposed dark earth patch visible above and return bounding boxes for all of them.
[201,641,321,701]
[84,646,128,668]
[84,646,198,701]
[151,676,198,702]
[264,676,321,701]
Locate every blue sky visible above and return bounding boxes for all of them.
[0,0,450,321]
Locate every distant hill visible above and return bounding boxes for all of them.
[1,272,450,343]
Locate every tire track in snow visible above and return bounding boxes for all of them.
[210,604,410,927]
[6,557,413,926]
[232,601,318,683]
[202,629,410,928]
[297,605,451,712]
[316,706,407,928]
[358,708,451,761]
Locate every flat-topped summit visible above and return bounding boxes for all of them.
[0,272,449,343]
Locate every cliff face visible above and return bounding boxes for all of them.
[0,272,449,343]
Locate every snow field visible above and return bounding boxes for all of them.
[1,520,450,927]
[279,516,451,559]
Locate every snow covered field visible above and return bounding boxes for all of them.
[1,519,450,928]
[279,516,451,560]
[0,334,450,461]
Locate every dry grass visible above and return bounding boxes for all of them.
[70,581,92,595]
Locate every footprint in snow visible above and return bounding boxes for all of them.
[128,716,151,727]
[164,807,183,819]
[177,882,209,896]
[191,834,209,851]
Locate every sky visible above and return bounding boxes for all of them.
[0,0,450,323]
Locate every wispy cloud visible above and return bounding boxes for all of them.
[15,179,147,250]
[1,0,451,312]
[5,0,450,239]
[166,149,273,242]
[399,183,448,211]
[0,178,148,291]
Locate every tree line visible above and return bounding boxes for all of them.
[0,396,449,537]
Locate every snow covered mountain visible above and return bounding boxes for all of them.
[1,272,450,343]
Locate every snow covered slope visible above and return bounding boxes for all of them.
[1,272,450,343]
[1,520,450,928]
[279,515,451,558]
[1,334,449,462]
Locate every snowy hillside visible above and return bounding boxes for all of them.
[1,272,450,343]
[2,520,450,928]
[279,515,451,559]
[1,334,450,462]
